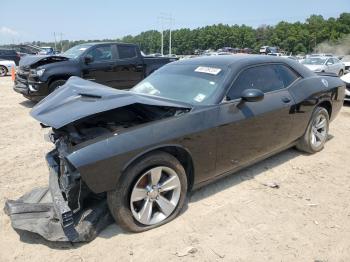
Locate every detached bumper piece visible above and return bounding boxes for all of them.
[4,152,113,242]
[4,189,113,242]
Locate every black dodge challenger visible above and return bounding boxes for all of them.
[5,55,345,242]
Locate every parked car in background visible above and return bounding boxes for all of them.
[0,49,20,66]
[341,73,350,101]
[38,47,55,55]
[260,46,278,54]
[301,56,345,76]
[5,55,345,241]
[340,55,350,73]
[309,53,334,57]
[0,59,16,76]
[13,42,177,101]
[267,52,284,56]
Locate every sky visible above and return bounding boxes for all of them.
[1,0,350,45]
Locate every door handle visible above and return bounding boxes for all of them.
[281,97,291,103]
[135,65,144,70]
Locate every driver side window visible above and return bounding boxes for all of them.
[86,45,113,62]
[227,64,299,100]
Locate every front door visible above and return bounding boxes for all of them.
[82,44,117,87]
[215,63,300,175]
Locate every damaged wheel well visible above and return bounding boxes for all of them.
[318,100,332,119]
[48,75,72,87]
[123,146,195,191]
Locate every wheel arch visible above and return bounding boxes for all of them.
[48,74,72,87]
[317,100,332,119]
[121,144,195,191]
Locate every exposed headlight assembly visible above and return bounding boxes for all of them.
[36,68,45,77]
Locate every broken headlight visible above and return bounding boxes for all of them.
[36,68,45,77]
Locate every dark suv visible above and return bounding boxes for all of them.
[0,49,20,65]
[14,42,177,101]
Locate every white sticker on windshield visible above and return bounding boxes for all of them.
[194,93,206,102]
[195,66,222,75]
[79,48,87,51]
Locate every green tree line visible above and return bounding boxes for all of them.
[17,13,350,55]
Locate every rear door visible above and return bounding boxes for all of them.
[113,44,144,89]
[332,58,343,74]
[215,64,300,175]
[326,58,337,74]
[81,44,117,87]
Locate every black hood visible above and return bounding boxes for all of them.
[19,55,69,68]
[30,77,192,129]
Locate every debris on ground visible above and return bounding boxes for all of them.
[175,246,198,257]
[261,181,280,189]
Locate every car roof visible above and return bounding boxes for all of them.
[173,55,292,67]
[75,42,136,46]
[172,54,314,79]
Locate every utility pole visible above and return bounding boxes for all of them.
[161,29,164,56]
[158,13,174,56]
[169,14,172,56]
[60,33,63,52]
[53,32,57,50]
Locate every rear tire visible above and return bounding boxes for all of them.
[49,79,66,92]
[339,70,344,76]
[296,107,329,154]
[107,151,188,232]
[0,65,8,77]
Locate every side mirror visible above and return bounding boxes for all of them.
[84,55,93,64]
[241,89,264,102]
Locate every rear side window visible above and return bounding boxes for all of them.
[228,64,299,100]
[117,45,137,59]
[274,64,300,87]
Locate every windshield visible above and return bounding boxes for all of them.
[131,64,229,105]
[302,57,327,65]
[62,44,92,59]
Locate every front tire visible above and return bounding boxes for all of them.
[107,151,188,232]
[296,107,329,154]
[0,65,8,77]
[339,69,344,76]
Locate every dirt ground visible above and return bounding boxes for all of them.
[0,75,350,262]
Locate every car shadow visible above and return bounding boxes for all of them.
[14,146,315,248]
[188,148,303,204]
[19,100,37,108]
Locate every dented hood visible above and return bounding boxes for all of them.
[30,77,191,129]
[19,55,69,68]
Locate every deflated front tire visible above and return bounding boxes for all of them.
[107,151,188,232]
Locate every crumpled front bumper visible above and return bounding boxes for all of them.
[4,151,113,242]
[13,75,47,101]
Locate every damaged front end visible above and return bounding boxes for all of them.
[4,142,113,242]
[5,77,191,242]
